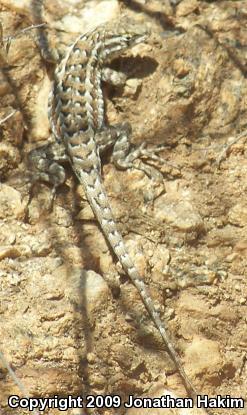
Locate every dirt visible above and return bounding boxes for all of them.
[0,1,246,415]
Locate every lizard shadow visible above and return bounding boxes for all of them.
[106,56,158,102]
[24,156,99,401]
[109,56,158,80]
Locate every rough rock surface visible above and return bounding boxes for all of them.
[0,1,246,415]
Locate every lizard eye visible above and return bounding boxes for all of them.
[125,34,132,44]
[127,34,140,47]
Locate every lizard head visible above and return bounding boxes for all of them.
[105,17,150,51]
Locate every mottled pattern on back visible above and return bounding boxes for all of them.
[49,19,148,143]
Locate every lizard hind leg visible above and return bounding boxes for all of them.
[27,142,68,211]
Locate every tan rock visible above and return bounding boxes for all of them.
[155,195,204,233]
[0,184,26,219]
[0,245,21,259]
[184,336,222,378]
[65,268,110,321]
[228,203,247,227]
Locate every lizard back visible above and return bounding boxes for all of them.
[49,17,150,259]
[49,18,148,148]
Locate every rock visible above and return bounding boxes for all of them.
[0,110,24,146]
[207,225,242,247]
[30,76,51,140]
[154,195,204,233]
[77,204,94,221]
[176,0,199,17]
[0,143,21,178]
[0,184,26,220]
[52,0,120,33]
[149,245,170,284]
[0,246,21,260]
[228,203,247,227]
[184,336,222,379]
[65,269,110,322]
[124,79,142,97]
[177,292,210,317]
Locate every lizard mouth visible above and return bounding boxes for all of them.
[137,34,148,43]
[131,33,149,46]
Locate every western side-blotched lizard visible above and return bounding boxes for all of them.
[29,17,204,405]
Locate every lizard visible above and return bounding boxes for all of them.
[28,17,206,406]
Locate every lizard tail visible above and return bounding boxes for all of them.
[75,164,199,402]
